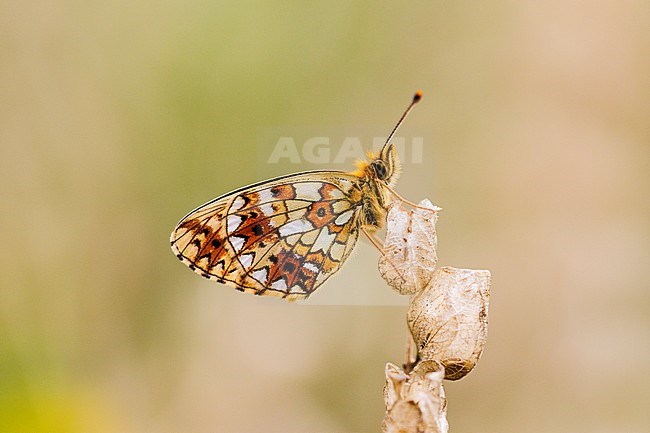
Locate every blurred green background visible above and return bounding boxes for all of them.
[1,1,648,432]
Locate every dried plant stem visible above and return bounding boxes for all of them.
[403,330,417,374]
[380,199,490,433]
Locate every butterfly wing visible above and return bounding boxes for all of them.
[171,171,365,301]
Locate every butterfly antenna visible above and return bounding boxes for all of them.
[381,90,423,152]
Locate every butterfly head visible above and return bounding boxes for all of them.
[371,143,401,187]
[352,143,402,188]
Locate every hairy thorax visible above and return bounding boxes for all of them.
[358,178,390,232]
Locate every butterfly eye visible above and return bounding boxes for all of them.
[371,160,389,180]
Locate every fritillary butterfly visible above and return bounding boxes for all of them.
[171,91,423,301]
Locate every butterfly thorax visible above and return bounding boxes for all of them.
[351,143,401,233]
[355,178,389,233]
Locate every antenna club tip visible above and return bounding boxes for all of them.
[413,90,423,103]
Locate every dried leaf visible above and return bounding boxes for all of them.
[382,361,448,433]
[379,199,440,295]
[407,267,491,380]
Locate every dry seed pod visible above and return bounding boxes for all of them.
[382,361,448,433]
[379,199,440,295]
[407,267,490,380]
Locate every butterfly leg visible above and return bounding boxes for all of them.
[383,184,442,213]
[361,227,406,283]
[361,227,385,250]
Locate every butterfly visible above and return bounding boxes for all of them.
[171,91,423,301]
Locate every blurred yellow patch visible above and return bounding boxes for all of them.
[0,387,120,433]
